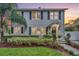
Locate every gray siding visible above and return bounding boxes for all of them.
[23,11,63,27]
[23,11,64,35]
[23,12,30,35]
[59,11,65,40]
[7,10,65,36]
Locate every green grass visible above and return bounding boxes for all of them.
[0,47,64,56]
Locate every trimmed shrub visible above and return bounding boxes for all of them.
[7,36,53,46]
[65,33,71,45]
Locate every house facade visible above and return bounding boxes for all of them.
[4,6,67,40]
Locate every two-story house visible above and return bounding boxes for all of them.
[6,6,67,40]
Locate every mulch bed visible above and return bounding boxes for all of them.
[0,43,71,56]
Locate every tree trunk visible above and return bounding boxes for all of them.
[1,15,4,42]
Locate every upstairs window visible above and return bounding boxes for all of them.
[32,11,41,20]
[54,11,59,19]
[49,11,59,20]
[50,12,54,19]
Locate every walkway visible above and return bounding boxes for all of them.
[60,44,79,56]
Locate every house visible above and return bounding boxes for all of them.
[4,5,68,40]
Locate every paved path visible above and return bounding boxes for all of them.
[60,44,79,56]
[71,40,79,45]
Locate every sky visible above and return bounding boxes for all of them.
[17,3,79,23]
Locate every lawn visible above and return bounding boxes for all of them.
[0,47,64,56]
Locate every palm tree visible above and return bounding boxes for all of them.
[0,3,27,42]
[0,3,15,42]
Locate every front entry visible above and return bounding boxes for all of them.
[47,24,60,39]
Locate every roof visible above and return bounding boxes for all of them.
[16,8,68,11]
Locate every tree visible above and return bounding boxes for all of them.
[0,4,27,42]
[10,10,27,27]
[74,18,79,31]
[0,3,16,42]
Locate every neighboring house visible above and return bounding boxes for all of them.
[4,5,68,40]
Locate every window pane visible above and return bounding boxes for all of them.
[50,12,54,19]
[54,12,59,19]
[17,11,22,16]
[41,27,46,35]
[32,27,36,35]
[32,11,37,19]
[32,11,41,20]
[37,12,41,19]
[31,27,46,35]
[14,26,21,34]
[49,11,59,20]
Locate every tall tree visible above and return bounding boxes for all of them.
[0,3,16,42]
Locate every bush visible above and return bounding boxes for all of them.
[7,36,53,46]
[65,27,74,31]
[65,33,71,45]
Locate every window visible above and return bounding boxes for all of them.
[14,26,21,34]
[54,11,59,19]
[17,11,22,16]
[49,11,59,20]
[31,27,46,35]
[50,12,54,19]
[41,28,46,35]
[31,27,36,35]
[32,11,41,20]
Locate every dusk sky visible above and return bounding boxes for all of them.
[17,3,79,23]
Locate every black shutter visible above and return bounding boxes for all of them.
[29,11,32,20]
[22,11,24,16]
[21,27,23,34]
[11,27,13,34]
[41,11,43,20]
[59,11,61,20]
[29,27,31,35]
[48,11,50,20]
[46,27,48,34]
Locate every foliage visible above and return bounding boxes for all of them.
[10,10,27,27]
[65,17,79,31]
[65,27,74,31]
[0,3,27,34]
[0,3,15,15]
[0,3,16,40]
[3,18,12,34]
[7,37,53,46]
[65,33,71,45]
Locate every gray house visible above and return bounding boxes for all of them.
[5,6,68,40]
